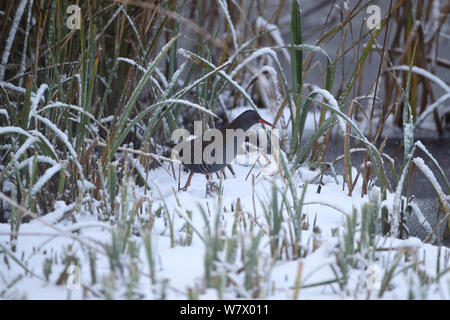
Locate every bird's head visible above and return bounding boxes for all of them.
[231,110,274,132]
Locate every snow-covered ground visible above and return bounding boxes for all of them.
[1,146,449,299]
[1,0,450,302]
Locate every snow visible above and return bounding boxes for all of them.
[0,109,9,122]
[29,83,48,122]
[18,155,58,170]
[117,57,146,72]
[151,99,217,118]
[392,145,416,237]
[38,102,98,125]
[178,47,287,115]
[415,141,443,178]
[40,201,77,224]
[13,136,38,161]
[415,92,450,128]
[255,17,290,62]
[34,115,82,176]
[413,157,448,202]
[0,81,43,102]
[392,66,450,93]
[0,0,28,81]
[18,0,33,87]
[163,61,187,98]
[154,68,168,89]
[218,0,238,50]
[28,130,59,160]
[408,202,435,243]
[0,126,32,138]
[230,48,279,78]
[3,149,448,300]
[2,0,449,301]
[117,57,164,93]
[310,86,346,135]
[259,65,283,107]
[118,5,145,56]
[31,163,63,195]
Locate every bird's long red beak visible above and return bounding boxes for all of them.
[258,118,274,128]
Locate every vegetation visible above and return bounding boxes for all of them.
[0,0,449,299]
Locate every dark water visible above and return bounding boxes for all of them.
[263,0,450,244]
[323,133,450,245]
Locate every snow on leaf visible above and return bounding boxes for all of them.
[31,163,62,195]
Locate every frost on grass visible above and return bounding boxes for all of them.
[256,16,290,61]
[0,0,28,81]
[260,66,283,106]
[18,155,58,170]
[311,86,346,135]
[230,47,279,79]
[18,0,33,87]
[29,130,59,160]
[34,115,82,175]
[31,163,63,195]
[117,57,164,93]
[28,83,48,122]
[415,140,450,192]
[13,136,38,161]
[218,0,238,50]
[291,44,331,62]
[413,157,448,203]
[38,102,98,125]
[392,65,450,93]
[0,126,32,138]
[0,109,9,122]
[416,93,450,129]
[179,48,260,111]
[2,160,450,299]
[392,145,416,237]
[408,202,435,243]
[118,5,145,55]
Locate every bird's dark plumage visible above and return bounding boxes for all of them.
[176,110,273,191]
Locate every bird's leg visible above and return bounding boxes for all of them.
[181,171,194,191]
[226,164,236,177]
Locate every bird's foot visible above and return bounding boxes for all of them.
[179,182,190,192]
